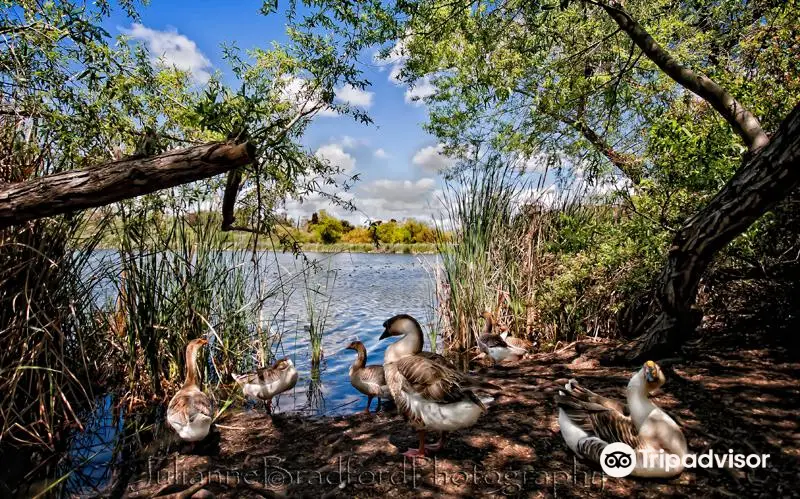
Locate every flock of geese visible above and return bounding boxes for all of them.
[166,312,688,477]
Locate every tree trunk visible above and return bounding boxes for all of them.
[0,141,255,229]
[609,102,800,364]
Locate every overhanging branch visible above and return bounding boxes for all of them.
[0,141,255,229]
[594,0,769,152]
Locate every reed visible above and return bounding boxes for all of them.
[106,197,289,407]
[301,259,337,366]
[435,160,524,351]
[434,155,643,352]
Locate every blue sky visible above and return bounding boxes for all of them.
[105,1,454,224]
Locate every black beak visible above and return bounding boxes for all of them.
[379,329,392,340]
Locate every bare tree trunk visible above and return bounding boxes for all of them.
[0,141,254,229]
[610,102,800,363]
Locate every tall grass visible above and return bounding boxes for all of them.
[435,160,524,351]
[107,198,289,408]
[434,156,635,352]
[301,260,337,366]
[0,215,107,451]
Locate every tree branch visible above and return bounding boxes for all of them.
[0,141,255,229]
[594,0,769,152]
[561,116,643,184]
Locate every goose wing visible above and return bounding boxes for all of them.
[565,379,627,415]
[395,354,469,404]
[479,333,509,349]
[556,388,641,454]
[505,336,533,351]
[234,365,282,385]
[168,388,212,427]
[360,365,388,390]
[416,351,457,369]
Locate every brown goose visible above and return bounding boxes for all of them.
[380,314,498,457]
[476,311,526,365]
[233,358,298,412]
[345,341,391,413]
[167,338,213,443]
[556,361,688,477]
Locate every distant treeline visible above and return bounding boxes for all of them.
[278,210,437,246]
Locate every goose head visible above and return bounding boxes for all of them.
[187,337,208,352]
[628,360,666,393]
[273,357,295,372]
[345,340,366,353]
[379,314,423,362]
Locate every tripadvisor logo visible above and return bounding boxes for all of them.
[600,442,770,478]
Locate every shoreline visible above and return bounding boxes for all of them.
[119,330,797,498]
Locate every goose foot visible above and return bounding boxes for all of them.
[402,431,428,458]
[402,448,427,458]
[363,396,373,414]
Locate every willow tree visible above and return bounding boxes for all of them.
[293,0,800,360]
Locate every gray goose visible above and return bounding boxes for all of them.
[345,340,391,414]
[380,314,498,457]
[556,360,688,477]
[233,358,298,412]
[476,311,527,365]
[167,338,213,443]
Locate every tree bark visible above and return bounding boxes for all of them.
[598,0,769,152]
[610,102,800,363]
[0,141,255,229]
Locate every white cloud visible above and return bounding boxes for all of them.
[412,144,457,173]
[374,39,408,84]
[315,143,356,172]
[404,76,436,106]
[122,23,212,84]
[520,185,559,209]
[280,76,338,117]
[374,148,390,159]
[357,178,438,220]
[339,135,368,149]
[335,84,373,109]
[511,153,552,173]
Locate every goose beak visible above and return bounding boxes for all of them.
[644,360,657,382]
[379,329,391,340]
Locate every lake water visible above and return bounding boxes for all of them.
[60,251,438,495]
[253,251,438,414]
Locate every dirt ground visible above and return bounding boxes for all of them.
[124,316,799,498]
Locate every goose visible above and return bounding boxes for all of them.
[556,360,688,477]
[476,311,527,365]
[345,340,392,414]
[167,338,213,444]
[499,329,535,352]
[233,358,298,412]
[380,314,498,457]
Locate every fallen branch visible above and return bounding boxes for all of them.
[0,141,255,228]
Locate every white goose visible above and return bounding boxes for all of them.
[167,338,213,444]
[380,314,498,457]
[233,358,298,412]
[556,360,688,477]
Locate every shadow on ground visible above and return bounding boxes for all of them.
[124,316,799,498]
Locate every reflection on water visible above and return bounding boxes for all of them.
[58,251,436,496]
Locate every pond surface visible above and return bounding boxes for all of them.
[268,251,437,415]
[61,251,438,496]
